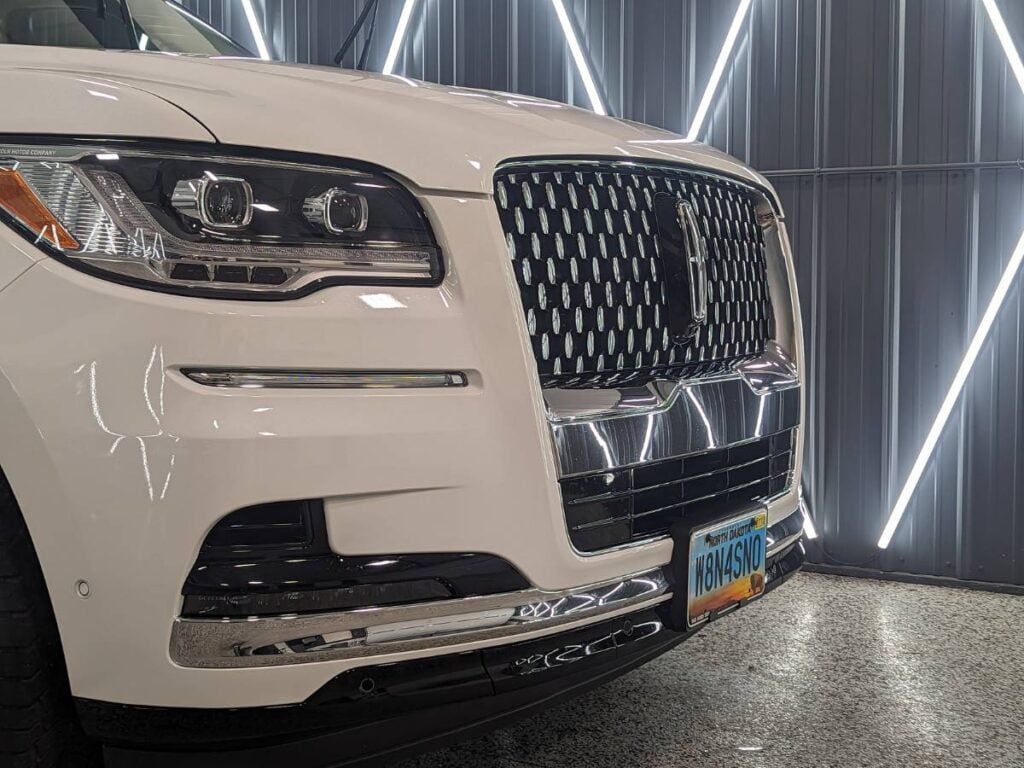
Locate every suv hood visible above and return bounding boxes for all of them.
[0,46,773,197]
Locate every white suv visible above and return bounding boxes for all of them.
[0,1,806,766]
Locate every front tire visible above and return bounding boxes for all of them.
[0,473,101,767]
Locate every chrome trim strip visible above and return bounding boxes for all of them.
[170,568,669,669]
[495,157,781,214]
[542,342,799,424]
[677,199,709,327]
[735,342,801,395]
[181,369,469,389]
[0,143,376,176]
[549,375,800,478]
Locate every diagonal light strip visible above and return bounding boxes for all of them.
[685,0,752,142]
[383,0,419,76]
[240,0,271,60]
[550,0,607,116]
[880,228,1024,548]
[878,0,1024,548]
[981,0,1024,92]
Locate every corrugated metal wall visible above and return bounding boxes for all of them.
[182,0,1024,586]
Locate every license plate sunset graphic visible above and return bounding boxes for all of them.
[687,512,767,626]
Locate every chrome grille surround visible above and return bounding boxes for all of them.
[495,160,775,389]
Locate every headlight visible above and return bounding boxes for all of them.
[0,143,442,297]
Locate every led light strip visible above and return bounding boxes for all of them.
[182,369,469,389]
[240,0,271,61]
[383,0,419,76]
[685,0,753,142]
[878,0,1024,549]
[550,0,607,116]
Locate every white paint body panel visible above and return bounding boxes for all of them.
[1,67,214,142]
[0,45,777,199]
[0,47,802,708]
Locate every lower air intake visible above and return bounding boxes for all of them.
[560,429,795,552]
[181,500,529,617]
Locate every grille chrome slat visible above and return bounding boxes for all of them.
[565,488,633,506]
[572,514,634,533]
[496,161,774,389]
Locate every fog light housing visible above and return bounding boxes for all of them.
[180,500,531,618]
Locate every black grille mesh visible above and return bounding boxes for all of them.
[561,429,795,553]
[495,162,774,388]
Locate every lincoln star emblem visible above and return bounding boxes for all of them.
[653,194,709,344]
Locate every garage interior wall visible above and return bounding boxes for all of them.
[182,0,1024,587]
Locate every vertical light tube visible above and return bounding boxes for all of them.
[685,0,753,142]
[240,0,271,60]
[383,0,419,76]
[550,0,607,116]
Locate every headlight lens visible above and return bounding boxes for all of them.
[0,144,442,297]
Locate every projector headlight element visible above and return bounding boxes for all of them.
[171,175,255,230]
[0,144,442,297]
[303,188,369,234]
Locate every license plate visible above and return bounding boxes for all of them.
[686,511,768,628]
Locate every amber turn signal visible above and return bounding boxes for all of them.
[0,167,79,250]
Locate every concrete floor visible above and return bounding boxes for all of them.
[395,572,1024,768]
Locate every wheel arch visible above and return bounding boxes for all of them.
[0,365,94,678]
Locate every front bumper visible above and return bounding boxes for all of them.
[89,539,805,766]
[171,507,804,671]
[0,187,802,710]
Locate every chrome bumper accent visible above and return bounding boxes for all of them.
[766,507,805,558]
[170,568,669,669]
[547,351,801,477]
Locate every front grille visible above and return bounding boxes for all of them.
[495,161,774,389]
[560,429,795,552]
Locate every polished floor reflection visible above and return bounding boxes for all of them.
[396,573,1024,768]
